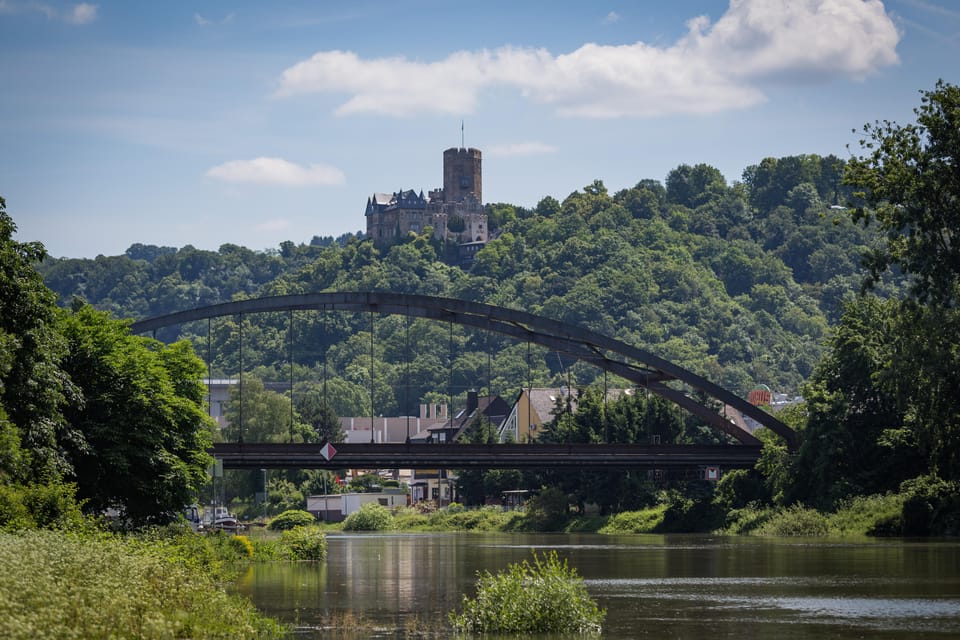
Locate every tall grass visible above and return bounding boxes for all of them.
[0,530,284,639]
[598,505,668,534]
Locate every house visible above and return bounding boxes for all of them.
[499,387,576,442]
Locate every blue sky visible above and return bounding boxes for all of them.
[2,0,958,259]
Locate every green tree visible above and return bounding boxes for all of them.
[57,304,214,523]
[0,197,75,482]
[222,376,309,444]
[295,386,345,443]
[845,80,960,306]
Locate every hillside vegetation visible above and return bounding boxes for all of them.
[38,153,889,413]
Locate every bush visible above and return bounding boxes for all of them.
[280,526,328,560]
[449,550,605,634]
[268,509,316,531]
[0,482,87,532]
[342,502,394,531]
[229,534,255,559]
[658,494,723,533]
[899,475,960,536]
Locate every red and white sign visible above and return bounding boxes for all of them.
[705,466,719,481]
[320,442,337,461]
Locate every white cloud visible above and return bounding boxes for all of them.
[205,157,346,186]
[0,1,97,23]
[486,142,559,157]
[195,11,234,26]
[603,11,620,24]
[276,0,899,118]
[67,3,96,25]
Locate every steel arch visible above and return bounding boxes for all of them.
[130,292,796,448]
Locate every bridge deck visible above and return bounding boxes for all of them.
[212,442,762,470]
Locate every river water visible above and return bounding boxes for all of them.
[237,533,960,638]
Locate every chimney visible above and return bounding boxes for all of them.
[467,390,479,415]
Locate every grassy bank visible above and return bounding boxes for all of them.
[0,528,284,639]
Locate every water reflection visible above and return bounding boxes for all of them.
[238,534,960,639]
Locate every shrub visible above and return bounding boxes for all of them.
[281,526,328,560]
[343,502,394,531]
[0,482,87,532]
[268,509,316,531]
[899,475,960,536]
[229,534,255,559]
[449,550,605,634]
[754,505,830,536]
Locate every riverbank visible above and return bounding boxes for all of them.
[308,488,943,538]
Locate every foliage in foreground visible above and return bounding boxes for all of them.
[0,530,284,640]
[449,550,604,635]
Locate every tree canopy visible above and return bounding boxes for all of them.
[1,198,218,525]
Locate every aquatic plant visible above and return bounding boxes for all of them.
[449,550,605,635]
[281,526,328,560]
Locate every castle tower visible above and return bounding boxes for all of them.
[443,147,482,204]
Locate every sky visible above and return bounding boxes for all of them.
[2,0,958,259]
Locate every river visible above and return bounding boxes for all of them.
[236,533,960,638]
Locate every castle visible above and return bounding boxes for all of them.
[365,147,488,252]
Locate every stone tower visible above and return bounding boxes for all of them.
[443,147,482,204]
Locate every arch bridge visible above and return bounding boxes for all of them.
[131,292,795,468]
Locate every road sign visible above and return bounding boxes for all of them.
[320,442,337,461]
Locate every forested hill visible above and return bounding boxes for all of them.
[37,154,895,407]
